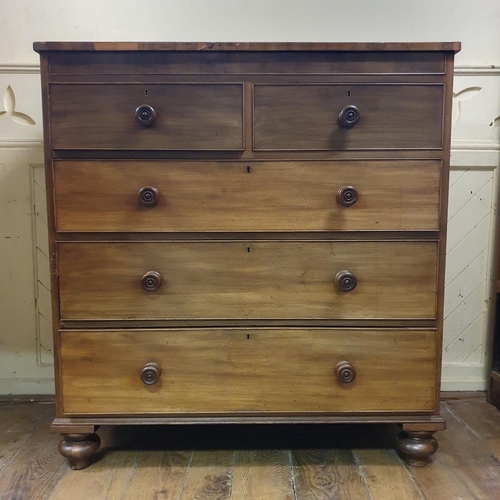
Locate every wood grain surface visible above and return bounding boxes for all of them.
[121,451,192,500]
[34,41,461,52]
[58,329,436,415]
[36,43,457,473]
[353,449,423,500]
[4,395,500,500]
[254,84,444,150]
[0,405,67,500]
[54,160,441,233]
[50,84,243,150]
[232,450,294,500]
[48,450,138,500]
[178,450,234,500]
[292,449,369,499]
[0,403,53,470]
[46,50,446,76]
[58,241,438,321]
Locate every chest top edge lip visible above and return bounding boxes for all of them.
[33,41,462,53]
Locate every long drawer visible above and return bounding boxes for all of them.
[54,160,441,232]
[253,84,444,150]
[59,329,437,415]
[58,241,438,321]
[49,83,244,150]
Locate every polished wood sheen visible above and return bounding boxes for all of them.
[253,84,444,150]
[59,329,436,415]
[335,361,357,384]
[34,41,462,52]
[53,159,441,232]
[395,430,438,467]
[50,84,244,150]
[34,42,458,469]
[46,50,448,76]
[57,241,438,321]
[58,433,100,470]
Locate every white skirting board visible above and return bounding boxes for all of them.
[0,378,55,395]
[441,363,489,391]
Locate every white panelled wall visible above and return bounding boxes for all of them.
[0,0,499,393]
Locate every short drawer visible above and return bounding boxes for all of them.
[54,159,441,232]
[59,328,437,415]
[58,241,438,321]
[49,83,243,150]
[253,84,444,150]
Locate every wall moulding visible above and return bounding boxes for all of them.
[454,66,500,76]
[0,64,40,75]
[0,63,500,75]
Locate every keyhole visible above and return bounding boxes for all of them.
[144,89,149,96]
[247,335,250,340]
[347,90,351,97]
[246,166,251,173]
[247,247,250,253]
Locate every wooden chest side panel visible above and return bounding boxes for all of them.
[59,329,436,415]
[58,241,438,321]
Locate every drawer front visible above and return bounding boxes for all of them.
[54,160,441,232]
[253,84,444,150]
[50,84,243,150]
[58,241,438,321]
[59,329,436,415]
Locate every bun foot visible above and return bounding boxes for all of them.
[59,433,101,470]
[396,430,438,467]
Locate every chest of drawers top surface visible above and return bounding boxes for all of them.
[35,42,458,470]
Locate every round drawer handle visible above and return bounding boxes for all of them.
[138,187,159,207]
[338,105,360,127]
[142,271,162,292]
[135,104,156,127]
[335,361,356,384]
[140,362,161,385]
[335,270,357,292]
[337,186,358,207]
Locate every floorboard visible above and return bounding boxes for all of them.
[179,450,234,500]
[0,397,499,500]
[0,403,53,471]
[231,449,294,500]
[121,450,191,500]
[0,404,66,500]
[292,449,370,500]
[353,448,423,500]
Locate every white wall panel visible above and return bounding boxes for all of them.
[1,0,499,66]
[0,1,499,393]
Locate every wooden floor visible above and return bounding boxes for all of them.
[1,397,500,499]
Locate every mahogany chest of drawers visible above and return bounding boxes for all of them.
[34,41,460,469]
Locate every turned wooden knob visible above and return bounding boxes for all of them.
[335,361,356,384]
[138,186,159,207]
[337,186,358,206]
[338,105,360,127]
[141,271,162,292]
[135,104,156,127]
[335,270,357,292]
[140,362,161,385]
